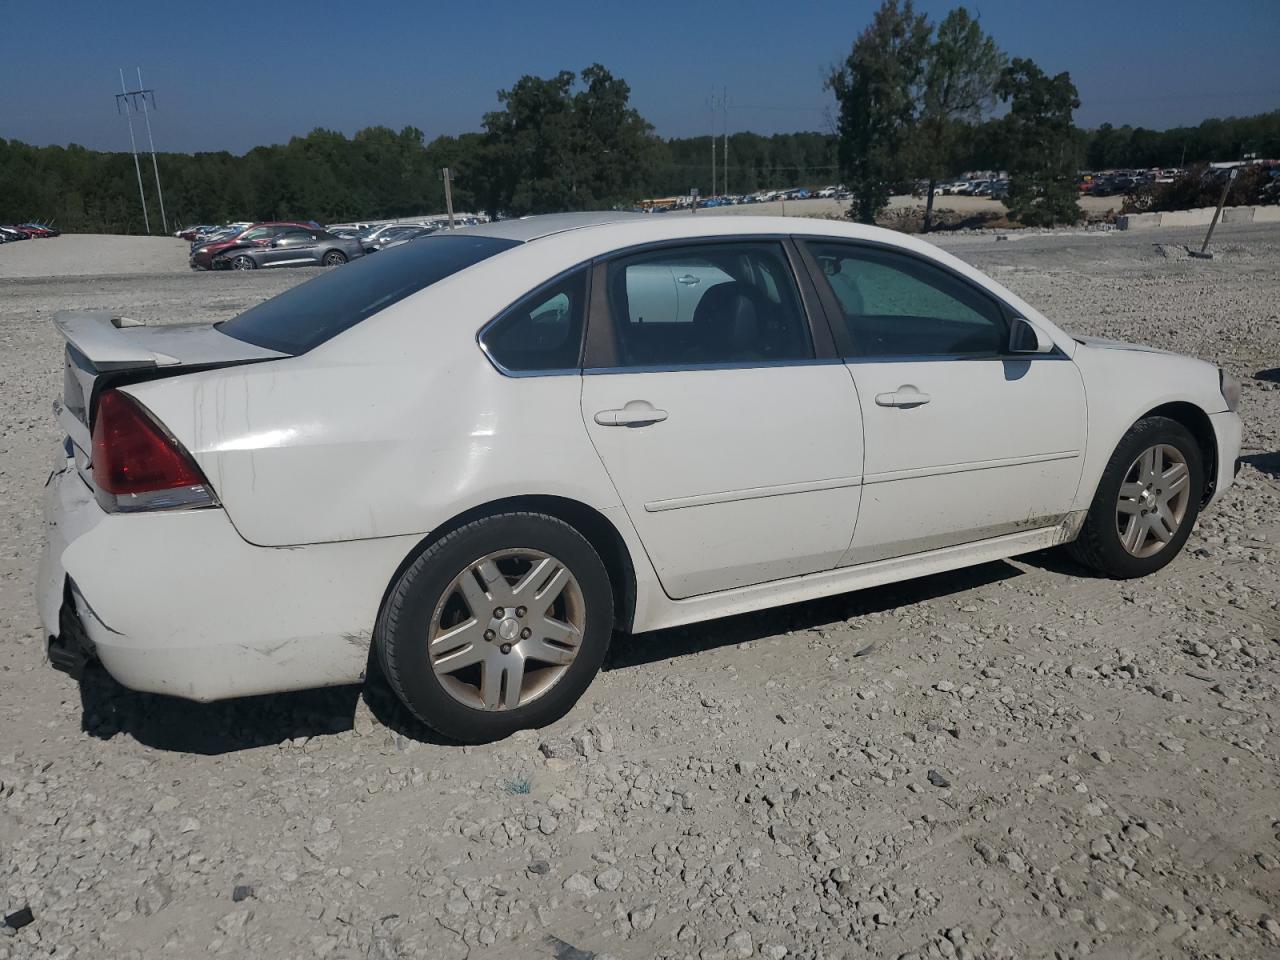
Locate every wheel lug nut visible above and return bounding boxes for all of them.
[500,643,512,654]
[520,627,532,639]
[493,608,504,619]
[515,606,527,618]
[483,629,495,641]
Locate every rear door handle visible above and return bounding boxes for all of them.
[594,401,668,427]
[874,385,931,408]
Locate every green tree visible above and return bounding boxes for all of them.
[828,0,931,223]
[916,7,1004,231]
[481,64,658,216]
[996,58,1082,226]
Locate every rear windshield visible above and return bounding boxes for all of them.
[217,234,520,354]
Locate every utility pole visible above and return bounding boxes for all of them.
[441,168,456,228]
[709,88,718,198]
[116,69,150,235]
[722,86,729,198]
[134,68,168,234]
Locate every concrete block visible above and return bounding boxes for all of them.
[1222,207,1256,224]
[1254,206,1280,223]
[1158,208,1216,227]
[1116,212,1161,231]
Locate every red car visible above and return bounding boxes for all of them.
[189,222,313,270]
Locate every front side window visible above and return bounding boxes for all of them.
[480,268,588,372]
[602,242,812,367]
[219,234,519,354]
[805,241,1007,358]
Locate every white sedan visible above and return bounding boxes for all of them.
[38,213,1242,742]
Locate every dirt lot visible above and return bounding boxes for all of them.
[1,225,1277,960]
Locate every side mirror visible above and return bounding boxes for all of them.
[1009,316,1053,354]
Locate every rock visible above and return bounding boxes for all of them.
[927,769,952,788]
[528,859,551,876]
[596,867,623,891]
[726,930,754,958]
[3,907,34,931]
[563,873,595,896]
[232,884,255,903]
[1000,851,1026,873]
[629,904,657,932]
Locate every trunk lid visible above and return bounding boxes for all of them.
[54,311,285,485]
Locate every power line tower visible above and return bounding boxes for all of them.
[115,68,169,235]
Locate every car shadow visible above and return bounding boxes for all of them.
[78,667,365,754]
[604,558,1023,671]
[1253,368,1280,384]
[77,559,1029,754]
[1243,451,1280,479]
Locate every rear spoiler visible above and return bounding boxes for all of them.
[54,312,181,370]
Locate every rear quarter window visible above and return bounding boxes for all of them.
[218,235,519,354]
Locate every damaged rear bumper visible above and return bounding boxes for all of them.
[37,456,418,702]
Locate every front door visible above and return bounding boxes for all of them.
[581,240,865,599]
[800,239,1087,565]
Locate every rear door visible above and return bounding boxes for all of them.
[799,239,1086,565]
[580,239,864,599]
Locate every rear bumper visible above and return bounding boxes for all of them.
[38,457,418,702]
[1208,410,1243,503]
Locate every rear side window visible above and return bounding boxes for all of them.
[600,242,813,367]
[480,268,588,373]
[218,235,519,354]
[805,241,1007,358]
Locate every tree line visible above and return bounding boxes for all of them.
[1,15,1276,234]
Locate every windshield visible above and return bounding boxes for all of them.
[217,234,520,354]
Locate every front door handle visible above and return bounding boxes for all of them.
[676,274,700,285]
[594,401,669,427]
[874,385,932,408]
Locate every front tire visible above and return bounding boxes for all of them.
[1068,416,1204,578]
[322,250,347,266]
[231,254,256,270]
[376,513,614,743]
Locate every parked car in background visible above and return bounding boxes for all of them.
[375,226,437,251]
[0,226,29,242]
[189,222,313,270]
[361,224,435,252]
[39,212,1242,742]
[211,227,364,270]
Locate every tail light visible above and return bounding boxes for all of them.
[90,390,217,513]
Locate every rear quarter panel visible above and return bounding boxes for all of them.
[127,280,623,548]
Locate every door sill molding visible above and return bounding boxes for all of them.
[635,516,1083,633]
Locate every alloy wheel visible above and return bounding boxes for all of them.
[232,255,254,270]
[1115,443,1191,558]
[427,549,585,711]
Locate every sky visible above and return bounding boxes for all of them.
[2,0,1278,154]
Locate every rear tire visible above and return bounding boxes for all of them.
[1067,416,1204,578]
[376,512,614,743]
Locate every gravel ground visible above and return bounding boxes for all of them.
[1,225,1277,960]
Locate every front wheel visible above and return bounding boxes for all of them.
[322,250,347,266]
[231,254,256,271]
[376,513,614,743]
[1068,416,1204,578]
